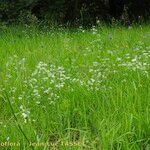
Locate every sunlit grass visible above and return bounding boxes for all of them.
[0,25,150,150]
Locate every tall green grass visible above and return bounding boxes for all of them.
[0,25,150,150]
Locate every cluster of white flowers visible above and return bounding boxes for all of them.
[69,60,112,91]
[85,61,108,91]
[24,61,70,104]
[78,26,85,33]
[2,45,150,125]
[19,105,30,123]
[117,45,150,75]
[91,26,98,35]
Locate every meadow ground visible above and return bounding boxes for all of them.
[0,25,150,150]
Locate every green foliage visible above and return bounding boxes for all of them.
[0,0,37,22]
[0,25,150,149]
[18,10,38,25]
[0,0,150,25]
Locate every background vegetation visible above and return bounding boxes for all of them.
[0,0,150,26]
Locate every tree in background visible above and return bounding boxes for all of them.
[0,0,149,25]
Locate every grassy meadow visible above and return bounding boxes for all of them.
[0,25,150,149]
